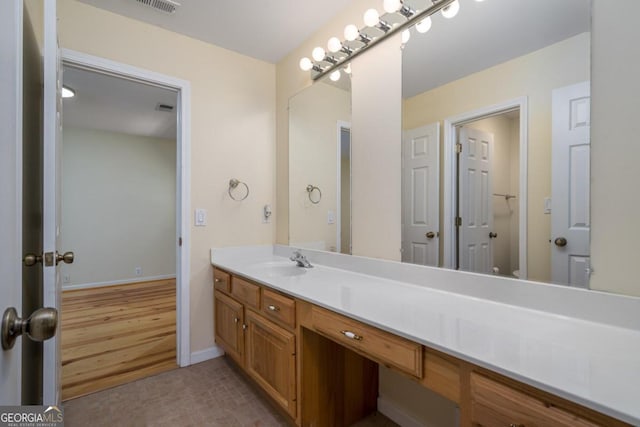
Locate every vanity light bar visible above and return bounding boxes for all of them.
[303,0,457,82]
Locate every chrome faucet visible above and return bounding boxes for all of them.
[290,250,313,268]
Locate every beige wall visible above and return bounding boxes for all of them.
[590,0,640,296]
[403,33,590,282]
[60,128,176,287]
[289,82,350,251]
[58,0,276,353]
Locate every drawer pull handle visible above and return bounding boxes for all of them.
[214,278,222,283]
[233,317,239,323]
[510,424,525,427]
[340,330,363,341]
[267,305,280,312]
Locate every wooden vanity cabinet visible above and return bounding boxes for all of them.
[213,269,297,420]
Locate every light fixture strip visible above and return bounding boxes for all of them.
[312,0,456,81]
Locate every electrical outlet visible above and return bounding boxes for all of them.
[135,267,142,276]
[63,274,70,284]
[263,204,272,223]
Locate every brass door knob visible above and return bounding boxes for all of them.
[56,251,74,265]
[554,237,568,247]
[489,232,498,239]
[425,232,435,239]
[2,307,58,350]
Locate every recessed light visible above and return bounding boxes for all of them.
[62,86,76,99]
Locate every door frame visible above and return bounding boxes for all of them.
[336,120,351,254]
[60,49,192,367]
[442,97,528,278]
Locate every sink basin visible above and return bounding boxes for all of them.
[248,261,308,278]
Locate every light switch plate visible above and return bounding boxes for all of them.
[195,208,207,226]
[543,197,552,214]
[327,210,336,224]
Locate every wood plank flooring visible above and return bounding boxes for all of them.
[61,279,178,401]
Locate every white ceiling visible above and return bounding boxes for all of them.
[76,0,352,63]
[402,0,591,98]
[63,66,178,139]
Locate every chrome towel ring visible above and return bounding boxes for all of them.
[306,185,322,204]
[228,179,249,201]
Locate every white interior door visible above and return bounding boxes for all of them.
[459,127,494,274]
[42,0,62,405]
[551,81,591,287]
[402,123,440,266]
[0,0,24,405]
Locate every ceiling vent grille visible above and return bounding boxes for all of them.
[134,0,180,14]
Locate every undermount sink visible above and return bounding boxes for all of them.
[248,261,307,278]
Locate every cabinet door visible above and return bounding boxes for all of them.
[245,310,297,418]
[214,290,244,366]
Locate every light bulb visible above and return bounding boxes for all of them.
[363,9,380,27]
[62,86,76,98]
[383,0,402,13]
[416,16,432,33]
[344,63,352,74]
[312,46,326,62]
[401,29,411,44]
[344,24,359,41]
[299,57,312,71]
[441,0,460,18]
[327,37,342,53]
[330,70,341,82]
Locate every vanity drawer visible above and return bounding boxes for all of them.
[471,373,601,427]
[231,276,260,309]
[261,289,296,329]
[213,268,231,293]
[311,306,422,378]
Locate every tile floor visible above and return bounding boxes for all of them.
[63,356,399,427]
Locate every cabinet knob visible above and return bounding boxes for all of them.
[267,305,280,312]
[242,324,247,330]
[214,278,222,283]
[510,424,525,427]
[233,317,239,323]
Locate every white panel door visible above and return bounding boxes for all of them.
[459,127,494,274]
[42,0,62,405]
[402,123,440,266]
[551,81,591,287]
[0,0,24,405]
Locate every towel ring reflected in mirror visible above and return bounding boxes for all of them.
[228,178,249,201]
[306,185,322,204]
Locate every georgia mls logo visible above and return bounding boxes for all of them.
[43,406,63,422]
[0,405,63,426]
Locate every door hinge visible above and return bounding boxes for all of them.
[455,217,462,227]
[178,237,182,247]
[455,143,462,154]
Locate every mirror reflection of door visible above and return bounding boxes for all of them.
[401,123,439,266]
[338,124,352,255]
[455,110,520,278]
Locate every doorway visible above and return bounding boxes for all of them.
[443,98,528,278]
[337,122,351,255]
[57,50,190,402]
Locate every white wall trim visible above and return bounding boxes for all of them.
[377,397,425,427]
[443,97,528,279]
[61,48,192,368]
[61,275,176,291]
[190,345,225,365]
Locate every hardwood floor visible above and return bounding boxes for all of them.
[61,279,178,401]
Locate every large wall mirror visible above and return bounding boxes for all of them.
[289,75,352,254]
[289,0,591,288]
[401,0,590,286]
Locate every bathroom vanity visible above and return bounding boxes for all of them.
[211,245,640,426]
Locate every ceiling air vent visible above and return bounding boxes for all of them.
[135,0,180,14]
[155,103,175,112]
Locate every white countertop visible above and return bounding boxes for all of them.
[211,245,640,425]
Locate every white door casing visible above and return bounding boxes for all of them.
[0,0,23,405]
[42,0,61,405]
[459,127,494,274]
[402,123,440,266]
[551,81,591,287]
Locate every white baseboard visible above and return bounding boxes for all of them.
[62,274,176,291]
[190,345,224,365]
[378,396,424,427]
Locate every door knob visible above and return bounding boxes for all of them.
[2,307,58,350]
[56,251,74,265]
[554,237,568,247]
[425,232,435,239]
[23,253,42,267]
[489,232,498,239]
